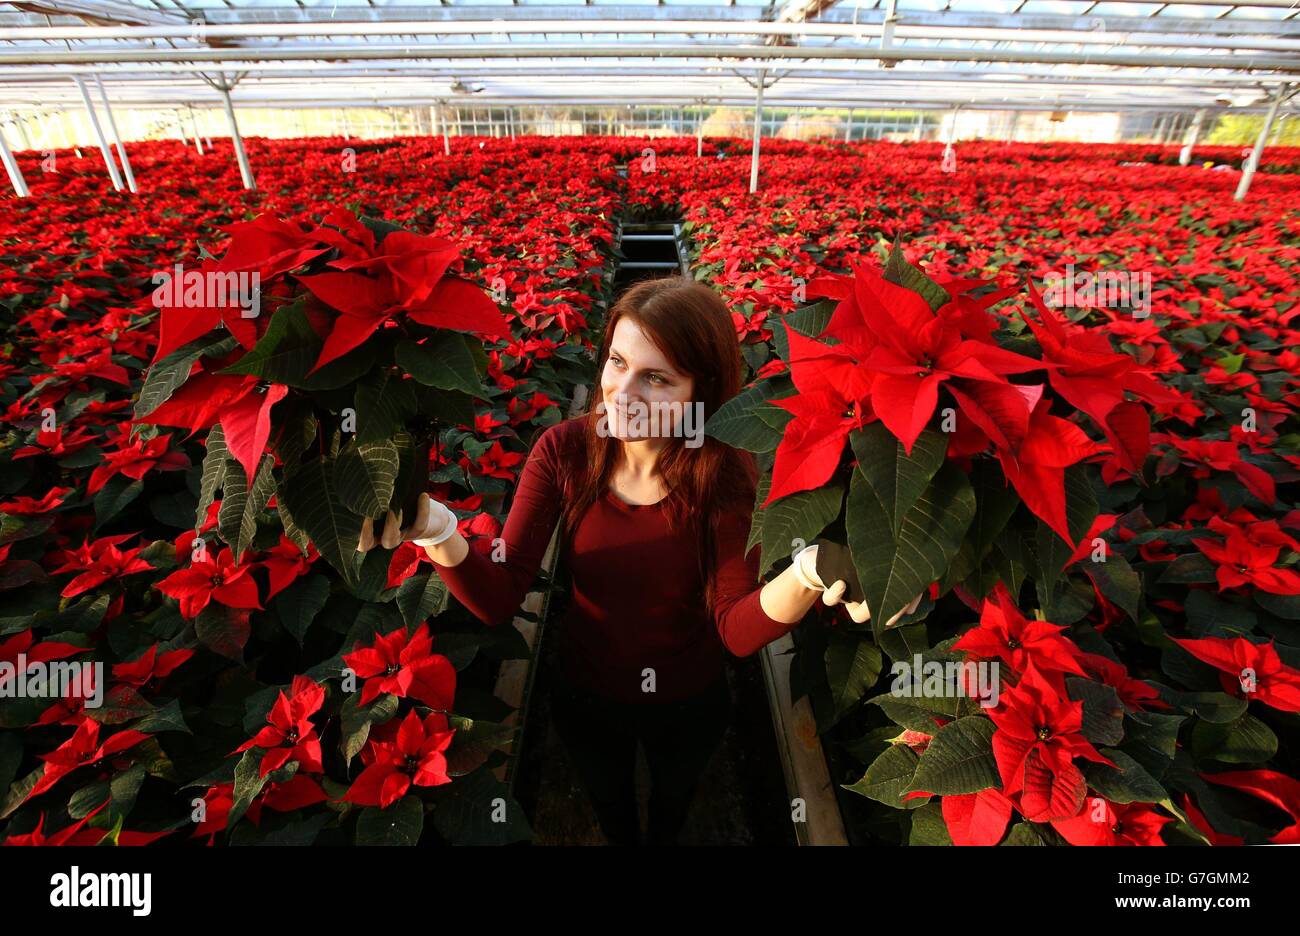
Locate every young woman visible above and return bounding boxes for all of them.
[359,276,916,845]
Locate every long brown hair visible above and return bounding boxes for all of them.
[557,276,758,622]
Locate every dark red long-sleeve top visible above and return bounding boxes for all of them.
[429,415,794,705]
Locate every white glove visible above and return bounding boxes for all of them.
[357,493,459,553]
[792,544,924,627]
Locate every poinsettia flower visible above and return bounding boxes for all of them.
[1022,282,1185,473]
[996,396,1107,547]
[1202,769,1300,845]
[342,709,455,808]
[465,440,526,480]
[1169,636,1300,713]
[30,349,131,392]
[3,800,111,846]
[1155,434,1276,507]
[156,546,263,619]
[58,539,155,598]
[134,362,288,487]
[11,426,98,460]
[987,661,1117,822]
[763,324,874,505]
[86,432,190,495]
[953,583,1088,692]
[1051,799,1173,846]
[150,257,262,365]
[192,784,235,843]
[233,675,326,776]
[342,623,456,710]
[1074,652,1168,712]
[0,486,74,515]
[111,643,195,689]
[257,535,320,600]
[0,629,89,692]
[942,788,1017,846]
[1206,512,1300,555]
[249,774,330,824]
[299,241,508,373]
[26,719,150,801]
[823,262,1046,454]
[1191,528,1300,595]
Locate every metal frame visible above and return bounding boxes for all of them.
[1,1,1297,198]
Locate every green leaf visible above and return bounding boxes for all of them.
[217,300,318,386]
[218,453,276,563]
[771,300,836,361]
[843,744,924,809]
[445,716,516,778]
[93,476,143,532]
[354,369,419,444]
[279,456,363,590]
[334,438,400,519]
[229,750,283,829]
[395,571,449,628]
[704,378,787,453]
[135,334,239,420]
[1084,749,1167,804]
[755,483,843,577]
[132,698,191,735]
[825,630,883,725]
[340,692,400,766]
[429,767,532,845]
[1084,553,1142,623]
[195,602,251,661]
[1066,677,1126,747]
[197,423,228,528]
[1171,691,1248,724]
[356,795,424,846]
[1190,711,1278,763]
[907,801,953,845]
[849,424,947,540]
[882,235,950,312]
[396,334,485,397]
[848,456,975,641]
[272,572,332,646]
[906,716,998,796]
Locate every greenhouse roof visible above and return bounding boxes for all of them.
[0,0,1297,113]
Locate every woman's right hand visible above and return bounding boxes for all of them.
[357,493,459,553]
[794,541,923,627]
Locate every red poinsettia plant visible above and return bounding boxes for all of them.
[133,206,510,589]
[708,236,1300,845]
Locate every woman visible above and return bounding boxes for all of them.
[360,276,913,845]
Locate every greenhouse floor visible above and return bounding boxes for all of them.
[512,623,797,846]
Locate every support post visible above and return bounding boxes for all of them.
[187,105,204,154]
[0,118,30,197]
[96,100,135,187]
[72,75,123,191]
[1179,109,1206,166]
[11,113,32,151]
[1236,84,1289,202]
[435,101,450,154]
[217,84,256,191]
[750,70,766,194]
[696,103,704,157]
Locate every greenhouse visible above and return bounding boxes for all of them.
[1,0,1299,868]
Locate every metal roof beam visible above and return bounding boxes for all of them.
[2,42,1294,72]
